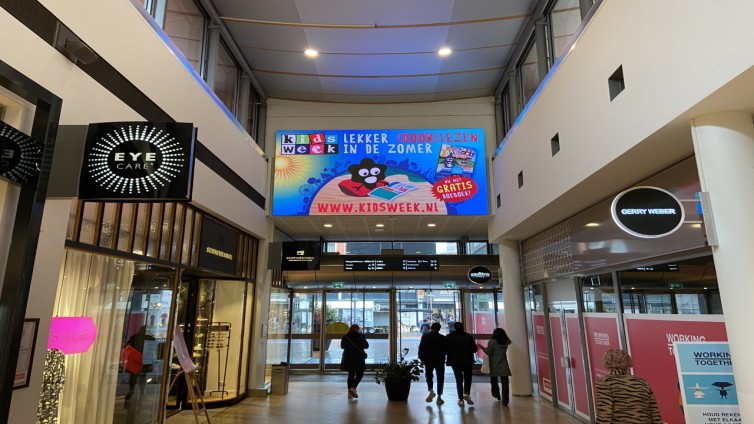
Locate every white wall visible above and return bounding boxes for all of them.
[1,1,272,420]
[489,0,754,241]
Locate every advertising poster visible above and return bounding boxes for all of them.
[625,315,728,424]
[674,342,740,424]
[583,313,620,385]
[532,312,552,400]
[273,129,488,216]
[565,314,590,419]
[550,315,570,408]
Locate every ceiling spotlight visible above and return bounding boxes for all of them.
[585,222,600,227]
[375,223,385,228]
[323,223,333,228]
[427,223,437,227]
[438,47,452,56]
[304,49,319,57]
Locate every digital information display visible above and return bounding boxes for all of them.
[343,257,439,271]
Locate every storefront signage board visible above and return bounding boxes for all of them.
[78,122,196,200]
[467,266,492,284]
[198,216,238,275]
[47,316,97,354]
[0,120,42,186]
[625,314,728,424]
[281,241,321,271]
[611,186,685,238]
[272,129,488,216]
[674,342,740,424]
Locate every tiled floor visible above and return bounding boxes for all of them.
[167,374,583,424]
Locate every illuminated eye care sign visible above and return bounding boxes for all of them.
[78,122,196,200]
[0,120,42,186]
[272,129,488,216]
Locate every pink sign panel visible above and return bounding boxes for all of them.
[583,313,620,384]
[48,316,97,354]
[532,312,552,400]
[625,315,728,424]
[565,314,590,419]
[550,315,570,408]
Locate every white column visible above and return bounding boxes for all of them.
[500,240,533,396]
[690,111,754,421]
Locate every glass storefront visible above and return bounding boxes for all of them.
[55,200,259,422]
[52,250,176,424]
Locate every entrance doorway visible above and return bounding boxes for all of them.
[286,288,501,372]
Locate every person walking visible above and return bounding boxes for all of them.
[477,328,512,406]
[444,321,477,406]
[341,324,369,399]
[595,348,662,423]
[418,322,446,405]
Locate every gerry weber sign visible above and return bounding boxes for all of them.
[78,122,196,200]
[611,186,685,238]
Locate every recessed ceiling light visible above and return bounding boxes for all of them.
[427,223,437,227]
[375,223,385,228]
[585,222,600,227]
[304,49,319,57]
[375,228,385,232]
[438,47,452,56]
[323,223,333,228]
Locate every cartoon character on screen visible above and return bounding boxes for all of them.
[338,158,389,197]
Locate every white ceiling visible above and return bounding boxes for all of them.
[214,0,536,103]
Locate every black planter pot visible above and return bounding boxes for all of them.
[384,379,412,401]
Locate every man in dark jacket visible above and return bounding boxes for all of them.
[418,322,446,405]
[444,321,477,406]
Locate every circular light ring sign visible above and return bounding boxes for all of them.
[468,266,493,285]
[611,186,685,238]
[0,122,42,185]
[87,124,185,195]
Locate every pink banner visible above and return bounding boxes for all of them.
[565,314,590,419]
[583,313,620,385]
[625,315,727,424]
[532,312,552,399]
[550,315,570,408]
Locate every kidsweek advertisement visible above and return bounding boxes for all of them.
[272,129,488,216]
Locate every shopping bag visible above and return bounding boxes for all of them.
[121,345,143,374]
[481,355,491,374]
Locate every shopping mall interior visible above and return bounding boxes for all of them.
[1,0,753,423]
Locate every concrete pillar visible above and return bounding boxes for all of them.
[690,111,754,421]
[500,240,533,396]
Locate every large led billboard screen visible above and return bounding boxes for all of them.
[272,128,488,216]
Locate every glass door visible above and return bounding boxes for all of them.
[396,289,460,361]
[323,291,390,370]
[289,292,322,370]
[463,290,499,364]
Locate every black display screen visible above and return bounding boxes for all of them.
[344,256,439,271]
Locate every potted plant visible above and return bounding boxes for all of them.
[374,348,423,401]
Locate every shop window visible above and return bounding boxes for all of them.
[53,250,176,423]
[267,290,291,367]
[581,274,616,313]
